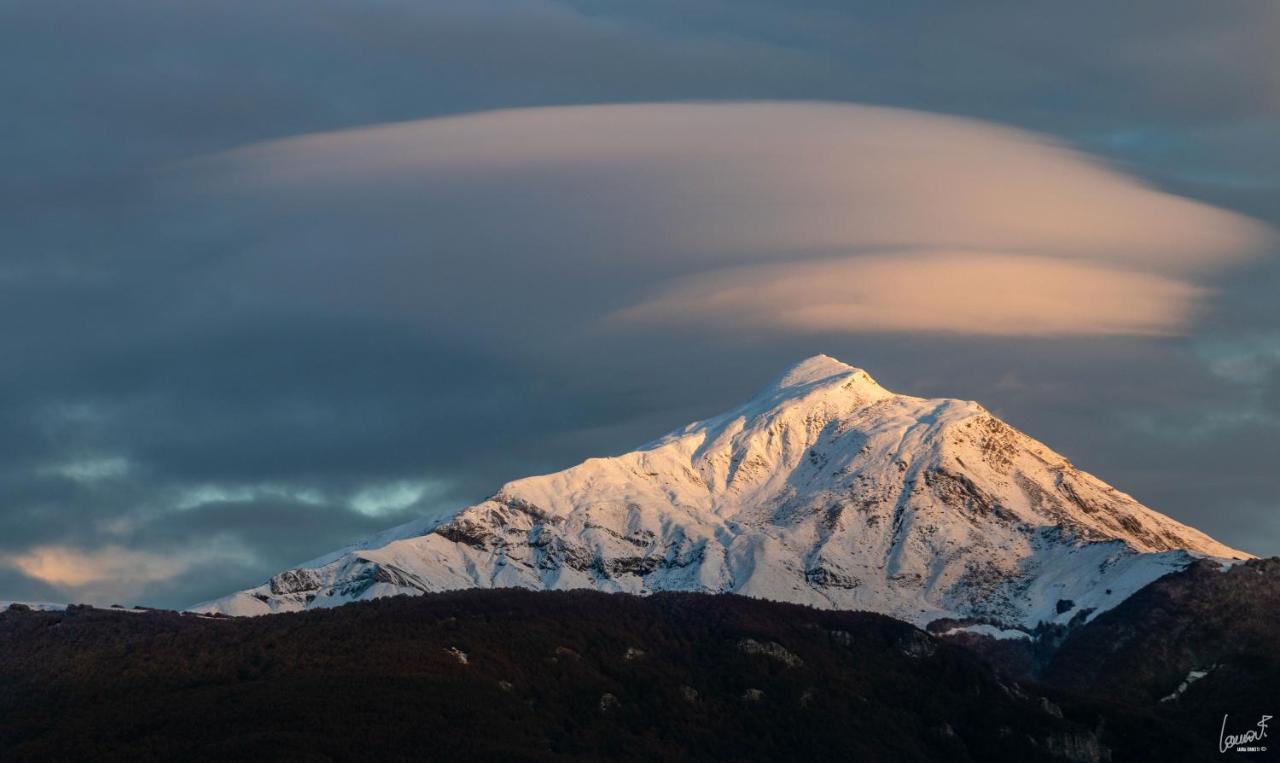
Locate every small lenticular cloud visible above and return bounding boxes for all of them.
[613,252,1210,337]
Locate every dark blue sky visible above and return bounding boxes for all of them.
[1,0,1277,607]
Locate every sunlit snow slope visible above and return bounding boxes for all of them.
[196,356,1248,628]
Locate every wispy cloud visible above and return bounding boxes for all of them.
[2,545,194,589]
[0,541,263,606]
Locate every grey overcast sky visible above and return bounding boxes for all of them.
[1,0,1278,608]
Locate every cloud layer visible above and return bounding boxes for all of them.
[2,0,1278,607]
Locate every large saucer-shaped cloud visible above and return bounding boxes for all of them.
[183,102,1272,337]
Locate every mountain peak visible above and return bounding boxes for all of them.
[775,354,856,385]
[767,354,887,396]
[197,359,1248,627]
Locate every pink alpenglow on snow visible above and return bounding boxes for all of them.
[196,355,1249,628]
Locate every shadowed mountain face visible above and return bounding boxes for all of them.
[1045,558,1280,718]
[0,589,1221,762]
[199,356,1245,632]
[933,556,1280,759]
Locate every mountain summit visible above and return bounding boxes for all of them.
[197,356,1247,627]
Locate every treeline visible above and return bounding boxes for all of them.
[0,589,1220,761]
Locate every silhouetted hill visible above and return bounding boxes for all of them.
[1045,558,1280,733]
[0,589,1206,762]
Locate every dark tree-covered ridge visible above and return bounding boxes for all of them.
[0,588,1230,761]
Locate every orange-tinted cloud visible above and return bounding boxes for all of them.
[613,252,1209,336]
[2,545,189,588]
[196,102,1273,337]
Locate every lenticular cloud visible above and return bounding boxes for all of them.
[192,102,1272,337]
[614,252,1211,337]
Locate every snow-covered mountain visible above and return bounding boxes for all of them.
[195,355,1248,628]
